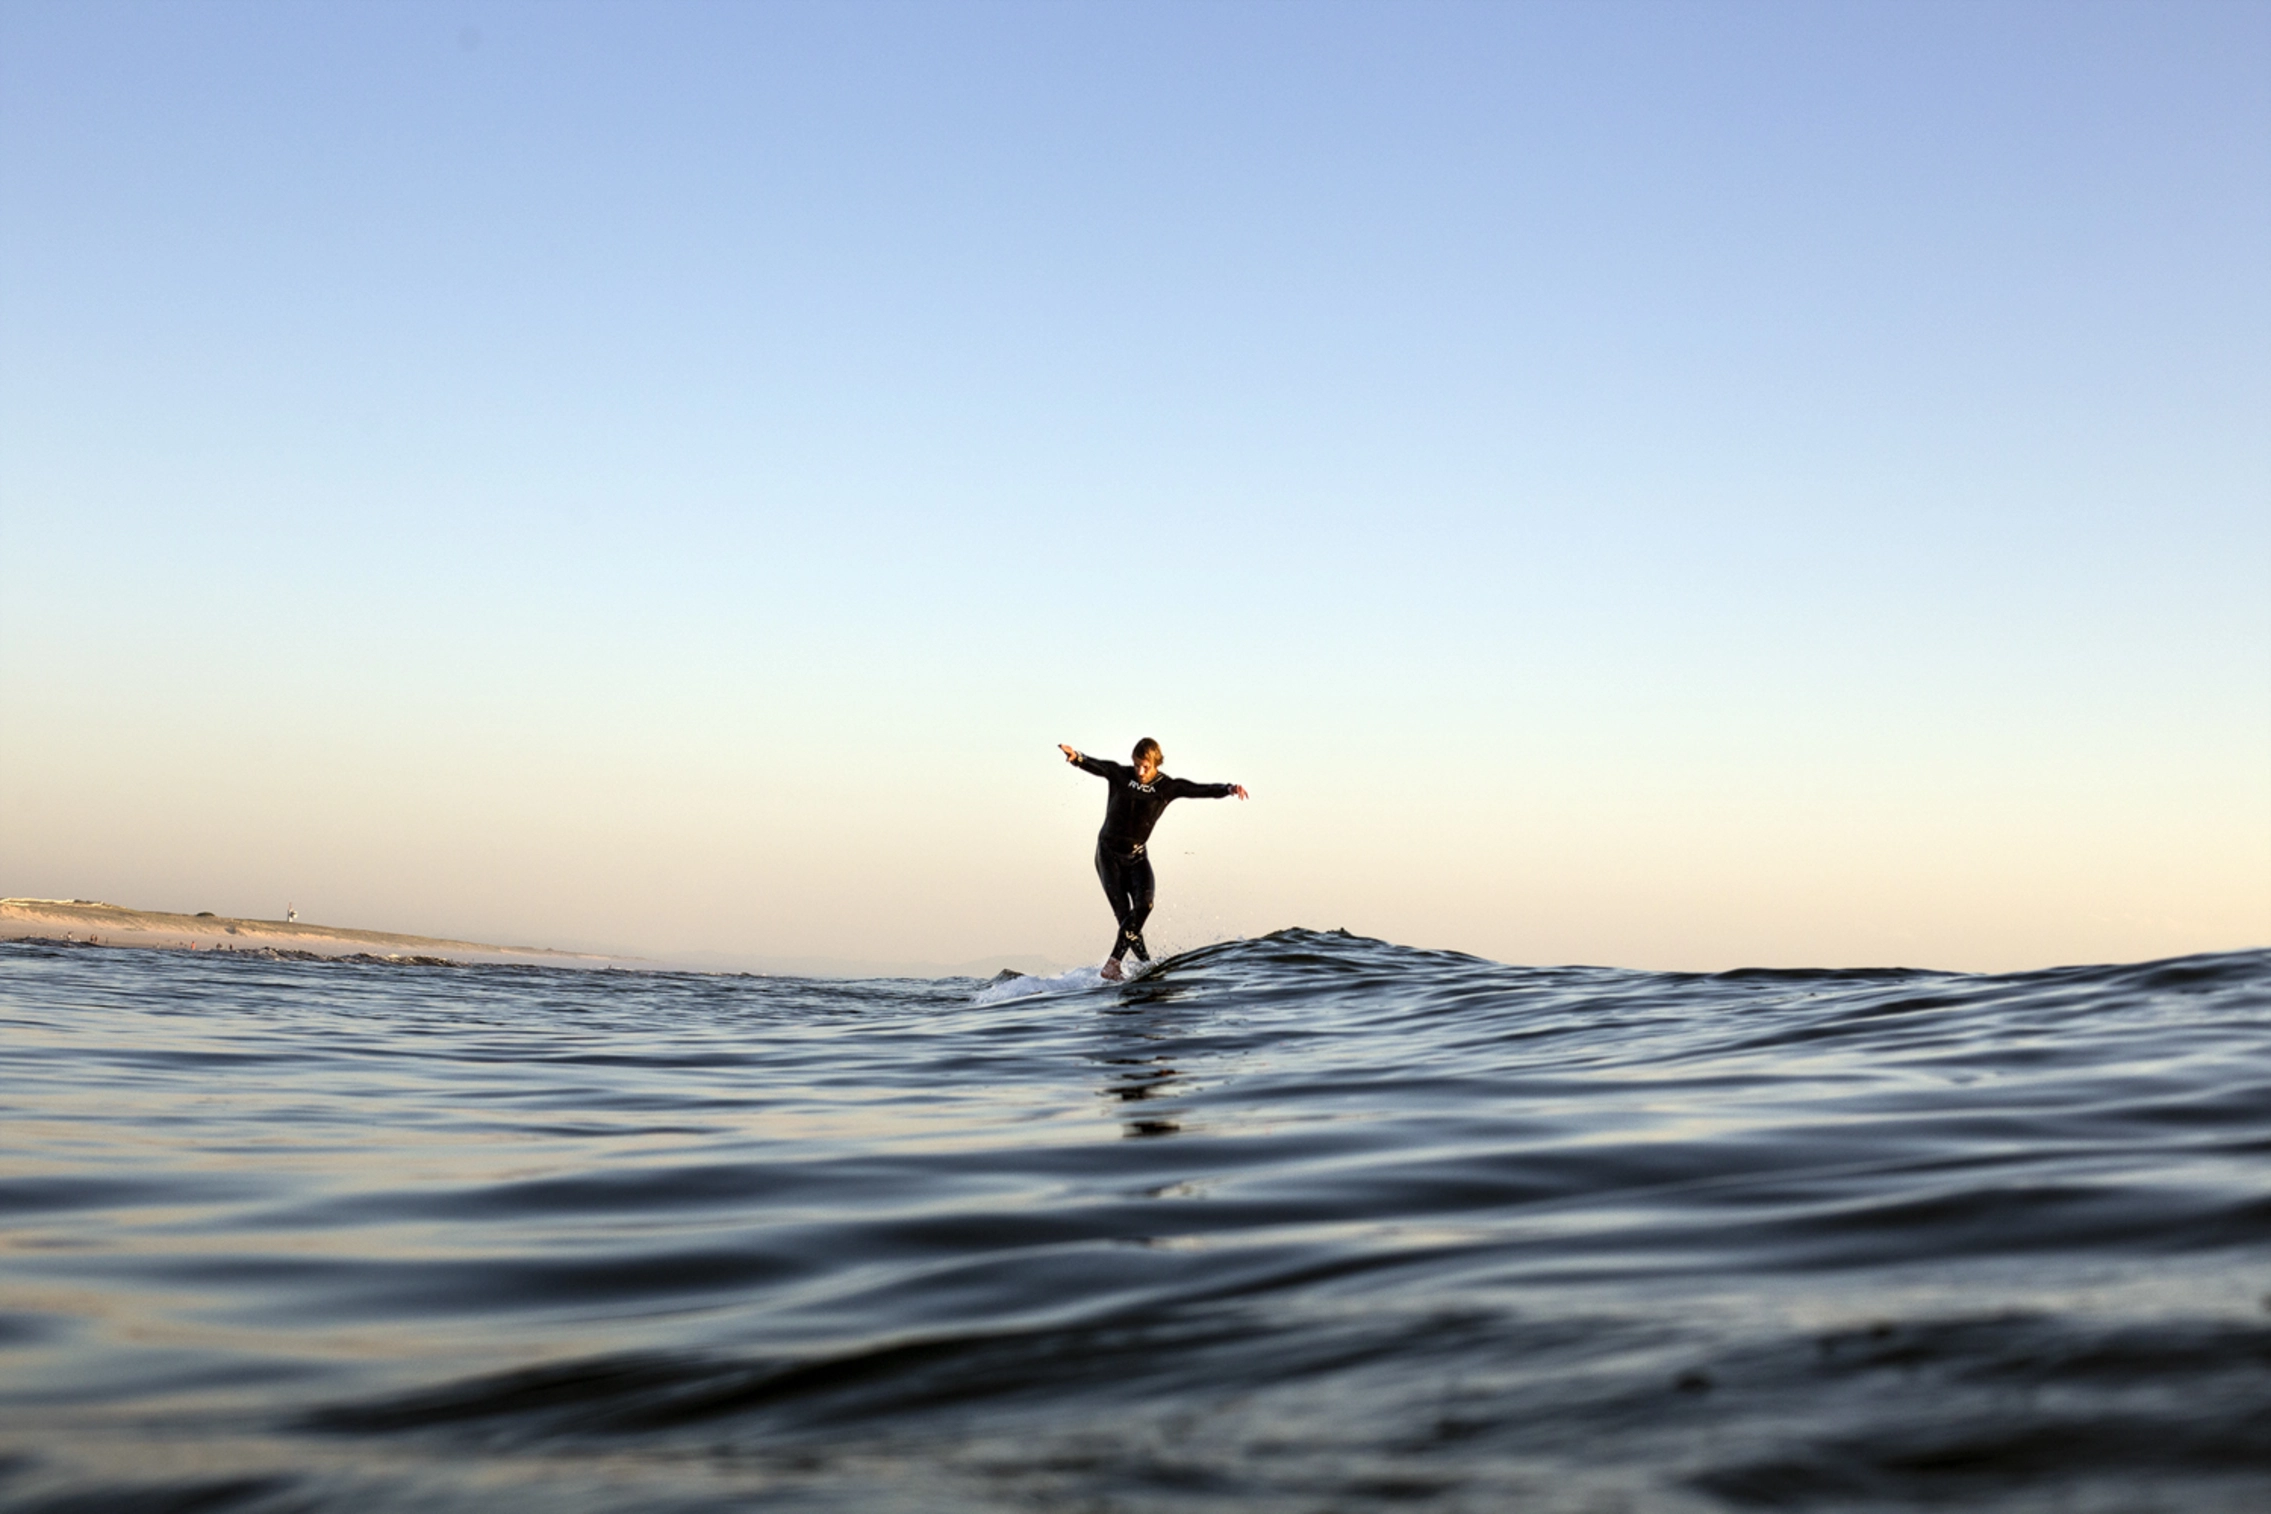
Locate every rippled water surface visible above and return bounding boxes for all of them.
[3,932,2268,1511]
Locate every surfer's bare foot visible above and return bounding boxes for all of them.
[1100,959,1124,982]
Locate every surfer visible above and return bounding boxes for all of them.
[1059,738,1248,981]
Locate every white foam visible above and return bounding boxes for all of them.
[970,963,1138,1004]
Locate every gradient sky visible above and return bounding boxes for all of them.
[4,0,2266,973]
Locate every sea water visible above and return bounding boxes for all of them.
[2,932,2266,1511]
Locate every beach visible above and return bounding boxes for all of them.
[0,898,622,968]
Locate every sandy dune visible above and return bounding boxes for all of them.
[0,899,626,967]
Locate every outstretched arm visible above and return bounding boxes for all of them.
[1169,777,1250,801]
[1059,744,1125,780]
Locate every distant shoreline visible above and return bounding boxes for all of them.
[0,899,629,968]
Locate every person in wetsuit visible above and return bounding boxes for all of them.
[1058,738,1249,980]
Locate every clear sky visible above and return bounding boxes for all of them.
[3,0,2265,973]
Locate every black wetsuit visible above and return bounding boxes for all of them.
[1073,755,1238,964]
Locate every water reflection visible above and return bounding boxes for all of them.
[1091,985,1205,1139]
[1099,1055,1186,1137]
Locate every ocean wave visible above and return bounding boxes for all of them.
[3,931,2267,1511]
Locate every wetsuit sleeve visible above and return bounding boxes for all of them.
[1075,755,1130,781]
[1166,777,1237,799]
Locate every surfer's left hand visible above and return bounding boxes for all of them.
[1233,785,1249,800]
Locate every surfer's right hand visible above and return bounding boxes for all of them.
[1059,744,1080,763]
